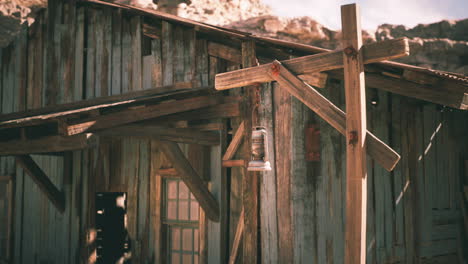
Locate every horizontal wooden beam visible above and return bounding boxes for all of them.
[99,125,220,145]
[158,168,179,177]
[0,175,13,181]
[215,38,409,90]
[222,160,245,167]
[222,121,245,161]
[0,133,98,156]
[0,82,200,126]
[64,96,224,136]
[228,209,244,264]
[159,141,220,222]
[270,60,400,171]
[16,155,65,213]
[208,41,242,64]
[147,102,241,124]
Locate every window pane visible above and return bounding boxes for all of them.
[167,201,178,220]
[172,228,180,250]
[178,201,189,220]
[182,253,192,264]
[171,252,180,264]
[194,229,199,252]
[179,182,189,199]
[182,228,193,251]
[168,181,178,199]
[194,255,198,264]
[190,201,199,221]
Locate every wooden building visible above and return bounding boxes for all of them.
[0,0,467,263]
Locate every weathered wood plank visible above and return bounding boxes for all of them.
[0,133,98,156]
[16,155,65,213]
[258,82,279,264]
[268,60,399,171]
[111,9,122,95]
[98,125,220,145]
[162,21,174,86]
[222,121,244,161]
[228,209,244,264]
[0,82,197,125]
[195,39,209,87]
[74,7,85,101]
[159,141,220,222]
[341,4,367,263]
[27,15,43,109]
[149,141,163,263]
[208,42,242,64]
[64,95,224,135]
[215,38,409,90]
[222,160,245,167]
[274,84,294,263]
[241,40,259,264]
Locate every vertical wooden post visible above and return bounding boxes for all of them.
[341,4,368,264]
[241,40,259,264]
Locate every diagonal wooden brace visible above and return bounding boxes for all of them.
[159,140,220,222]
[16,155,65,213]
[268,60,400,171]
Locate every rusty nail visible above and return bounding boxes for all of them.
[348,131,358,145]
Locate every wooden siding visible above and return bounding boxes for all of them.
[0,1,221,263]
[0,1,466,264]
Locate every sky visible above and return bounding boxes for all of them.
[262,0,468,31]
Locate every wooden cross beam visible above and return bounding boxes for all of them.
[159,140,220,222]
[341,4,367,263]
[214,30,408,173]
[16,155,65,213]
[215,37,408,90]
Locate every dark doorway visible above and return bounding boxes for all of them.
[96,192,131,264]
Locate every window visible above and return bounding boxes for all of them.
[163,179,200,264]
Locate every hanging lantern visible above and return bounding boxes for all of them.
[247,126,272,171]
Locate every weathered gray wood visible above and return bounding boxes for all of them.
[111,10,122,96]
[0,133,98,156]
[215,38,409,90]
[268,60,399,171]
[16,155,65,213]
[162,21,174,86]
[274,84,294,263]
[99,125,220,145]
[159,141,220,222]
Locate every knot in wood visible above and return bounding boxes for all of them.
[348,131,358,145]
[344,46,358,59]
[270,63,281,77]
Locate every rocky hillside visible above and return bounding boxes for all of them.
[227,15,468,74]
[0,0,45,47]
